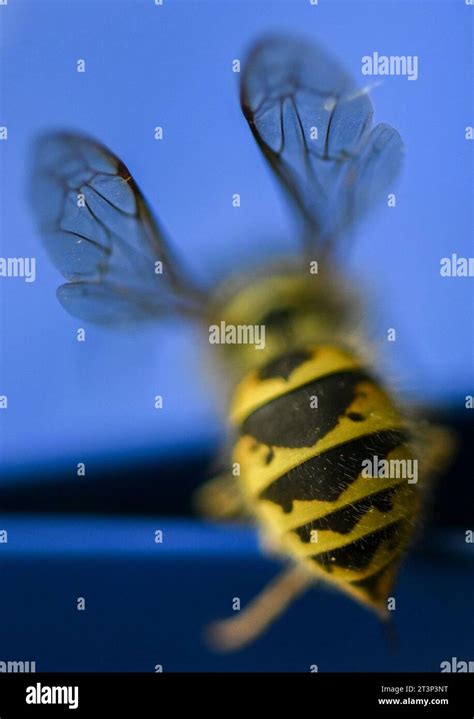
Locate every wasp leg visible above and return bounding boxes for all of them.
[206,564,314,652]
[419,424,457,478]
[193,473,249,520]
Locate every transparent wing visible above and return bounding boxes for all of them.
[30,132,206,324]
[241,36,403,250]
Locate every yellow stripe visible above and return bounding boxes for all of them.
[299,554,400,613]
[230,345,361,424]
[255,444,417,531]
[236,380,406,497]
[280,491,419,557]
[300,519,414,583]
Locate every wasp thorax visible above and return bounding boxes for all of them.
[208,264,359,381]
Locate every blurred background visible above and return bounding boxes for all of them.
[0,0,472,671]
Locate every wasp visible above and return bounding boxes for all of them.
[30,36,453,652]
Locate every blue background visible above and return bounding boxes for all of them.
[0,0,473,673]
[0,0,473,471]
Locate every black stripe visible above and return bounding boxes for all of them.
[350,561,397,601]
[242,369,372,448]
[310,521,403,572]
[258,348,313,381]
[293,487,399,538]
[259,430,409,513]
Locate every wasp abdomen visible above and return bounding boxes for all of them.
[232,345,420,611]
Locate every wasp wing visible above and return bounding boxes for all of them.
[30,132,205,324]
[241,37,403,249]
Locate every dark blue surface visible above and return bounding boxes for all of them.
[0,516,472,672]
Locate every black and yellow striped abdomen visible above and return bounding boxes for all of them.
[231,345,421,613]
